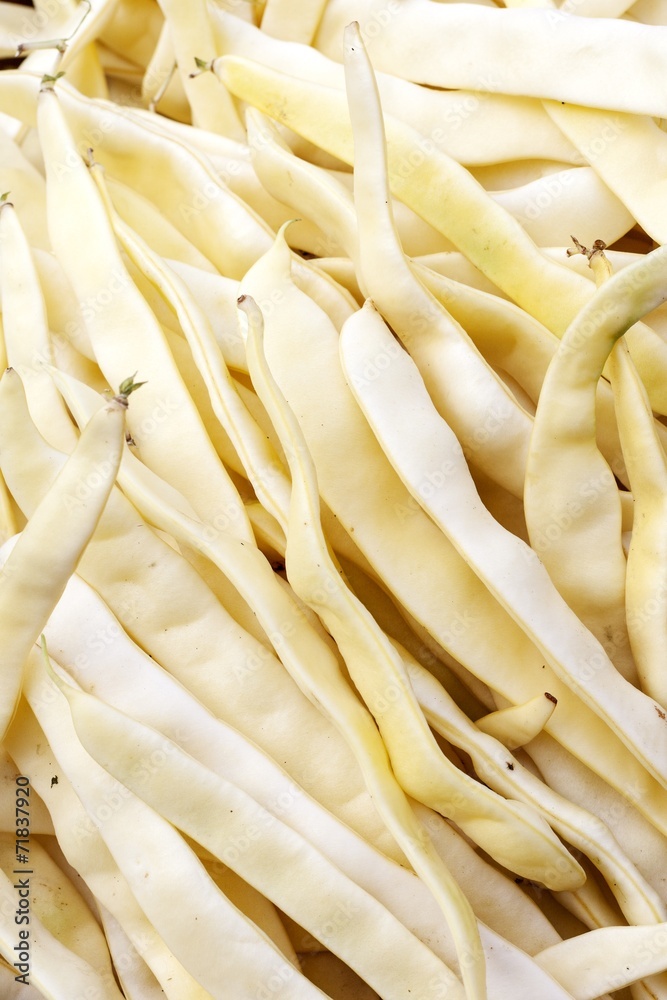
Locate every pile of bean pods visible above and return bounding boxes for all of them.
[0,1,667,998]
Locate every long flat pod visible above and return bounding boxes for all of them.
[155,0,243,137]
[544,102,667,246]
[339,299,667,789]
[58,671,584,1000]
[339,302,667,919]
[208,4,579,166]
[0,865,125,1000]
[344,22,533,500]
[0,373,126,742]
[88,168,292,529]
[217,53,667,413]
[315,0,667,116]
[239,229,554,690]
[23,646,331,1000]
[608,339,667,708]
[37,570,571,994]
[241,294,596,993]
[414,259,631,486]
[5,702,216,1000]
[57,676,470,1000]
[0,201,78,452]
[37,82,254,539]
[535,923,667,1000]
[238,231,667,833]
[524,244,667,686]
[405,657,665,926]
[0,371,401,860]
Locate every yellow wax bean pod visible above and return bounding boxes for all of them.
[57,677,472,1000]
[103,174,218,271]
[0,372,127,743]
[31,248,97,364]
[315,0,667,116]
[166,259,248,371]
[524,247,667,682]
[0,200,78,452]
[344,23,533,499]
[217,52,667,415]
[608,338,667,708]
[98,0,165,70]
[50,367,563,951]
[141,17,178,111]
[0,469,17,546]
[489,166,635,248]
[0,832,117,980]
[215,54,586,334]
[38,83,254,539]
[240,228,557,708]
[38,570,486,981]
[25,649,327,1000]
[260,0,328,44]
[199,860,298,962]
[209,5,580,167]
[44,0,122,76]
[340,298,667,790]
[97,906,172,1000]
[545,102,667,246]
[241,298,490,1000]
[5,703,216,1000]
[244,298,593,1000]
[88,165,292,529]
[0,127,48,248]
[402,650,665,926]
[0,865,126,1000]
[239,231,667,824]
[39,79,273,278]
[0,746,52,835]
[247,109,357,258]
[0,961,44,999]
[0,375,401,862]
[415,259,631,487]
[157,0,243,137]
[476,694,558,749]
[526,732,667,904]
[535,924,667,1000]
[411,259,558,407]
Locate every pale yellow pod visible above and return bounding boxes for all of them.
[0,201,78,452]
[0,374,402,863]
[0,127,48,249]
[157,0,244,137]
[141,16,178,112]
[98,0,165,70]
[96,906,177,1000]
[344,23,533,499]
[608,339,667,708]
[103,174,218,271]
[217,52,667,414]
[545,102,667,245]
[209,5,581,166]
[0,865,125,1000]
[38,82,254,539]
[314,0,667,115]
[25,647,328,1000]
[5,702,217,1000]
[0,833,116,980]
[260,0,329,43]
[476,694,558,749]
[89,167,292,530]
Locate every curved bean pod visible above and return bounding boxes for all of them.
[344,22,533,499]
[0,370,125,742]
